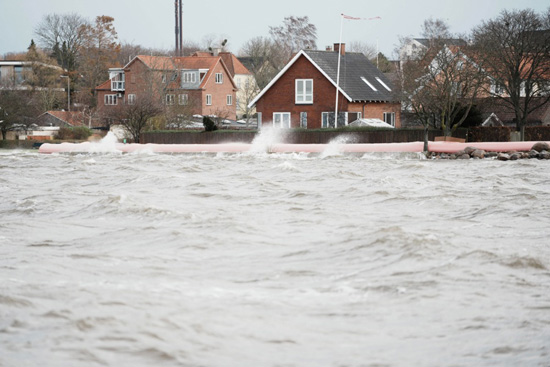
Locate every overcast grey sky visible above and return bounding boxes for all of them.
[1,0,548,59]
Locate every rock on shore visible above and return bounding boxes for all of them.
[428,142,550,161]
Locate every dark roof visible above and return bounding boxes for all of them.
[304,50,395,102]
[238,56,267,73]
[414,38,467,48]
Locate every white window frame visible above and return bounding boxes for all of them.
[383,112,396,127]
[165,94,175,105]
[295,79,313,104]
[273,112,291,129]
[127,94,136,105]
[300,112,307,129]
[226,95,233,106]
[206,94,212,106]
[215,73,223,84]
[322,112,347,128]
[104,94,117,105]
[178,94,188,105]
[183,72,197,84]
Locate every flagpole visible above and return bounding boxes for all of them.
[334,14,381,128]
[334,14,344,128]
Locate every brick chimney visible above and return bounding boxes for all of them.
[333,43,346,56]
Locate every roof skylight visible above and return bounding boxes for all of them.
[375,77,392,92]
[361,77,377,91]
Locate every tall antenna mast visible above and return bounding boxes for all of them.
[174,1,183,56]
[179,0,183,55]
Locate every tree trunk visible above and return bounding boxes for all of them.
[520,124,525,141]
[423,125,429,152]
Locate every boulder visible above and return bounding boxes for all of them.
[509,153,521,160]
[497,153,510,161]
[531,142,550,152]
[464,146,477,155]
[471,149,485,159]
[457,154,470,160]
[539,151,550,160]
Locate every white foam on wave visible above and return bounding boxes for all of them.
[320,135,357,158]
[88,132,121,154]
[276,161,299,172]
[249,127,285,153]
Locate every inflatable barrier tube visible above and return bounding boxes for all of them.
[38,141,549,154]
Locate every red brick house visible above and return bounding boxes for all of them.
[95,54,238,123]
[249,44,401,129]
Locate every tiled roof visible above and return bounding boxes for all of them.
[96,54,239,92]
[41,111,86,127]
[219,52,252,76]
[95,79,111,91]
[134,55,175,70]
[250,49,397,107]
[303,50,396,102]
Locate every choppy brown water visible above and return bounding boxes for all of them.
[1,149,549,367]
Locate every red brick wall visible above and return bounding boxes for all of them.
[256,54,401,128]
[200,60,236,118]
[96,57,236,119]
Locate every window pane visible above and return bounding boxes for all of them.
[306,80,312,94]
[283,113,290,128]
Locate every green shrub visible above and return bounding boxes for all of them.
[203,116,218,132]
[55,126,92,140]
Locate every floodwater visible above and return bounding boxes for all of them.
[1,140,549,367]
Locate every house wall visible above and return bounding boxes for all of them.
[256,55,340,129]
[234,74,257,118]
[96,57,236,119]
[255,55,401,129]
[348,102,402,128]
[201,61,236,118]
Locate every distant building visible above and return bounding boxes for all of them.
[0,60,64,89]
[249,44,401,129]
[95,53,239,125]
[399,38,467,61]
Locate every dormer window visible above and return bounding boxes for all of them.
[183,72,197,84]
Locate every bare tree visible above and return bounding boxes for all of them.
[109,92,162,143]
[239,36,280,89]
[235,76,260,126]
[348,41,377,59]
[0,82,38,139]
[399,44,485,149]
[472,8,550,140]
[421,17,452,44]
[34,13,89,72]
[269,16,317,64]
